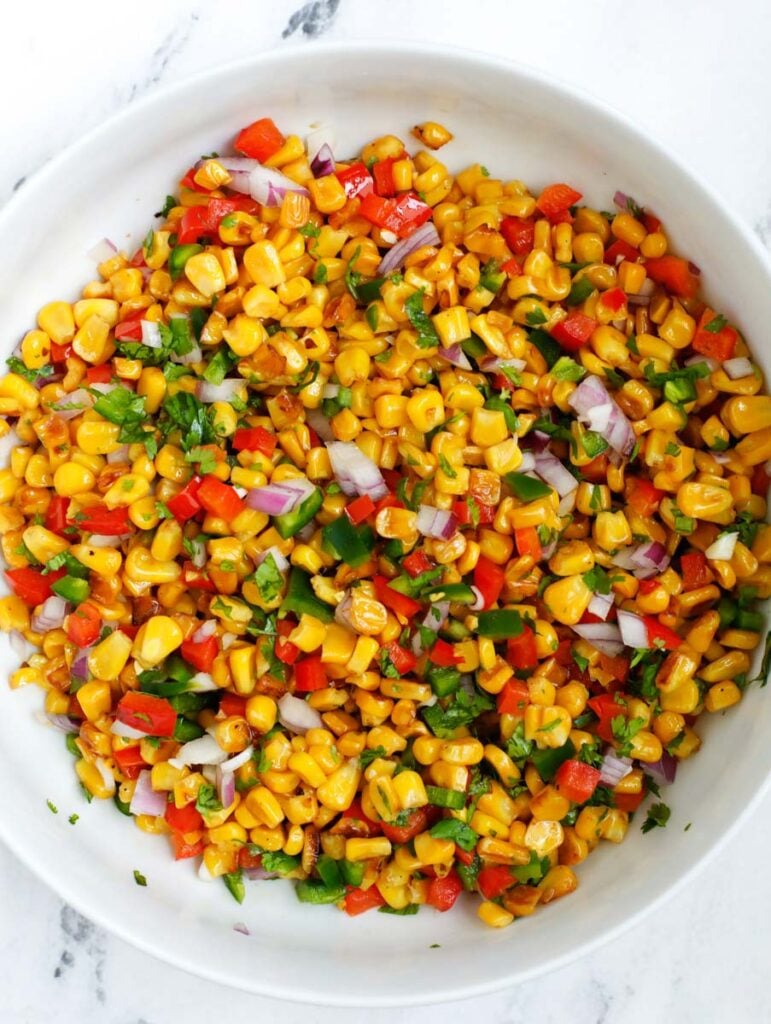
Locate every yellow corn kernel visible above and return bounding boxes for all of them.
[75,757,115,799]
[87,631,133,682]
[245,695,277,734]
[346,837,392,862]
[52,461,95,497]
[69,543,122,578]
[542,574,592,625]
[704,681,742,712]
[38,301,75,345]
[76,680,112,722]
[478,901,514,928]
[132,615,184,667]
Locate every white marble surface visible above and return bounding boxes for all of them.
[2,1,771,1021]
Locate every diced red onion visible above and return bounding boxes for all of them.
[469,586,485,612]
[110,720,148,739]
[628,540,670,579]
[327,441,387,500]
[189,672,219,692]
[557,490,577,516]
[480,356,527,375]
[196,379,244,403]
[688,261,701,276]
[423,601,449,631]
[220,745,254,774]
[9,629,37,663]
[129,770,167,816]
[322,383,339,399]
[218,156,260,173]
[572,622,624,656]
[306,408,334,443]
[521,430,551,453]
[51,387,94,421]
[171,734,229,768]
[256,546,290,573]
[106,445,130,465]
[94,757,116,796]
[71,646,93,680]
[587,593,614,620]
[534,451,578,497]
[192,619,217,643]
[185,535,206,568]
[216,765,236,808]
[172,344,202,366]
[723,357,753,380]
[140,320,162,349]
[246,482,312,517]
[248,165,309,207]
[613,190,631,211]
[32,596,68,634]
[569,376,635,456]
[87,237,118,263]
[243,866,280,881]
[518,452,536,473]
[411,631,425,658]
[438,345,471,370]
[643,751,677,786]
[334,592,355,631]
[626,293,650,307]
[306,124,335,163]
[377,221,441,276]
[617,609,650,648]
[310,143,335,179]
[233,922,251,935]
[278,692,323,734]
[599,750,633,787]
[221,632,237,650]
[43,712,79,734]
[88,381,118,396]
[416,505,458,540]
[705,531,738,561]
[541,537,558,561]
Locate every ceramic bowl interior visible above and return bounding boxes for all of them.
[0,42,769,1007]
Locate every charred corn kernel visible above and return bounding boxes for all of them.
[76,680,112,722]
[525,819,564,856]
[483,745,521,787]
[287,614,326,653]
[21,524,68,563]
[87,631,133,682]
[542,574,592,625]
[700,650,750,683]
[705,681,742,712]
[530,785,570,821]
[132,615,184,667]
[548,540,594,576]
[659,678,700,715]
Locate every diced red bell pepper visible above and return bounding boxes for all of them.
[644,255,699,299]
[692,307,738,363]
[234,117,285,162]
[114,315,144,342]
[428,638,462,667]
[85,364,112,385]
[339,798,382,837]
[165,801,204,834]
[680,551,711,592]
[119,624,139,640]
[113,745,147,780]
[344,885,386,916]
[454,845,475,866]
[551,311,597,352]
[182,561,217,592]
[275,636,300,665]
[129,248,146,268]
[232,426,277,456]
[500,216,535,255]
[587,692,627,743]
[614,791,645,813]
[372,157,398,197]
[381,640,417,676]
[506,626,538,672]
[643,211,662,233]
[604,238,639,265]
[50,342,72,364]
[196,475,245,522]
[66,601,102,647]
[219,693,248,717]
[402,550,433,578]
[626,477,665,517]
[478,864,516,900]
[176,198,239,245]
[645,617,682,651]
[752,464,770,497]
[116,692,177,738]
[180,634,219,674]
[373,574,421,619]
[596,651,630,687]
[426,870,464,912]
[170,834,205,860]
[294,655,327,693]
[5,566,64,607]
[335,161,374,199]
[601,287,627,313]
[44,495,70,536]
[380,805,439,844]
[68,504,132,536]
[501,257,522,276]
[167,477,203,522]
[452,498,496,526]
[555,759,602,803]
[238,845,264,870]
[473,555,505,609]
[581,454,610,484]
[497,678,529,716]
[638,579,659,595]
[359,191,433,238]
[344,494,375,526]
[514,526,542,560]
[535,183,583,221]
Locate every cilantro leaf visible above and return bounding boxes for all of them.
[160,392,216,450]
[641,801,671,833]
[133,869,147,886]
[404,289,440,348]
[253,553,285,604]
[185,446,218,475]
[429,818,478,851]
[551,356,586,383]
[359,745,388,768]
[422,689,494,739]
[195,784,223,814]
[611,715,645,757]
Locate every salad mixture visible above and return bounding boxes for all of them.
[1,115,769,928]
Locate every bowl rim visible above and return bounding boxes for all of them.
[1,38,770,1007]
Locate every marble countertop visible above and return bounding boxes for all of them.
[2,1,770,1021]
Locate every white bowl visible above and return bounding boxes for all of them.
[0,41,769,1007]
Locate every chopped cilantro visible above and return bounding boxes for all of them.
[404,289,440,348]
[195,784,223,815]
[253,553,285,604]
[551,356,586,382]
[359,745,388,769]
[429,818,478,851]
[6,357,55,383]
[641,801,671,833]
[133,869,147,887]
[46,799,58,814]
[704,314,728,333]
[68,813,79,825]
[438,454,457,479]
[422,689,494,738]
[185,446,218,474]
[611,715,646,757]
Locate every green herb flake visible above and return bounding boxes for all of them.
[46,799,58,814]
[133,869,147,887]
[438,454,457,479]
[253,552,285,604]
[641,801,671,833]
[68,813,79,825]
[705,314,728,333]
[551,356,586,383]
[404,289,440,348]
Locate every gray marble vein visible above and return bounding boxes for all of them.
[282,0,341,39]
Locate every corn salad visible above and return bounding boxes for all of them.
[1,114,769,927]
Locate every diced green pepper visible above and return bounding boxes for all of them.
[426,785,466,809]
[426,665,461,698]
[461,335,488,360]
[505,472,552,501]
[173,717,205,743]
[316,855,342,889]
[423,583,476,604]
[139,677,191,698]
[530,739,576,781]
[339,859,365,887]
[113,792,132,816]
[294,879,347,904]
[355,277,386,303]
[477,608,523,638]
[280,567,334,623]
[167,653,194,685]
[528,328,562,368]
[275,487,323,539]
[50,575,90,603]
[169,244,203,280]
[322,516,375,568]
[736,609,764,631]
[717,597,737,629]
[485,395,518,432]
